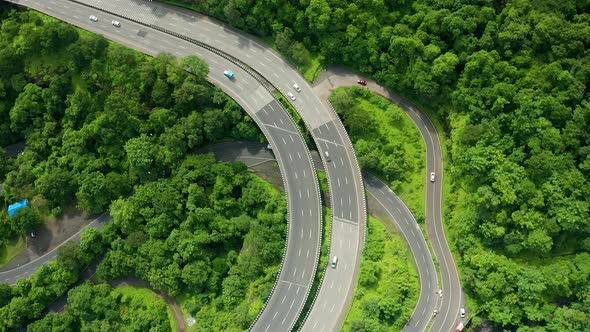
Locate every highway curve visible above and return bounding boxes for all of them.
[314,67,466,332]
[2,1,323,331]
[41,1,368,330]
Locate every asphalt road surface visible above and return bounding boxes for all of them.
[2,1,323,331]
[0,212,111,285]
[39,1,367,330]
[201,141,441,331]
[314,68,466,332]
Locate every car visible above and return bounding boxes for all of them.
[89,15,98,22]
[293,83,301,92]
[430,172,436,182]
[111,20,121,27]
[357,79,367,85]
[331,256,338,268]
[455,322,464,332]
[287,92,296,101]
[324,150,331,162]
[460,307,466,318]
[266,144,272,150]
[223,70,234,79]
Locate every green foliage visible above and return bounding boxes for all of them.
[171,0,590,327]
[342,217,419,331]
[0,8,263,243]
[27,283,173,332]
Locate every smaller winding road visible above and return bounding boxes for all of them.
[0,212,111,285]
[313,67,466,332]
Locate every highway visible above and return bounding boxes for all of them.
[314,68,466,331]
[200,141,440,331]
[1,1,465,331]
[2,1,324,331]
[42,1,367,330]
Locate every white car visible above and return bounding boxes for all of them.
[430,172,436,182]
[293,83,301,92]
[112,20,121,27]
[287,92,296,101]
[460,307,466,318]
[89,15,98,22]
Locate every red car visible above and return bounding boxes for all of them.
[357,79,367,85]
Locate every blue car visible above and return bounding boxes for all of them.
[223,70,234,79]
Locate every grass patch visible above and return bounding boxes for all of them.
[330,87,426,220]
[301,54,324,83]
[341,215,419,331]
[112,286,177,332]
[0,237,25,268]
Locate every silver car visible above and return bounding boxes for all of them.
[112,20,121,27]
[89,15,98,22]
[287,92,296,101]
[293,83,301,92]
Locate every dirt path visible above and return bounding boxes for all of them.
[109,277,187,332]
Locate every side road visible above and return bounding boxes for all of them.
[313,66,466,332]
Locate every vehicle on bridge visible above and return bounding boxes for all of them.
[223,70,234,79]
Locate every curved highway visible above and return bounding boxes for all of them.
[314,68,465,331]
[43,1,368,330]
[2,1,323,331]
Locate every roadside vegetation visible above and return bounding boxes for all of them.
[329,87,426,221]
[170,0,590,329]
[342,216,419,332]
[28,283,174,331]
[0,7,287,331]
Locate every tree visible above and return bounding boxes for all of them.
[9,83,45,134]
[10,208,41,236]
[76,171,110,214]
[124,135,159,181]
[181,55,209,79]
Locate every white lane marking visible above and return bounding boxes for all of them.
[337,178,341,187]
[298,247,302,256]
[280,118,284,124]
[299,190,302,198]
[303,169,306,177]
[290,135,294,142]
[289,153,293,161]
[273,312,278,320]
[309,228,312,239]
[345,176,349,185]
[282,296,287,304]
[309,209,312,216]
[307,188,310,197]
[292,267,297,277]
[307,249,310,258]
[294,171,298,179]
[297,151,302,159]
[282,137,286,144]
[290,299,295,309]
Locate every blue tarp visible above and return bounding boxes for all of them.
[8,199,28,217]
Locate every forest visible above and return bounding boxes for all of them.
[165,0,590,329]
[0,6,286,330]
